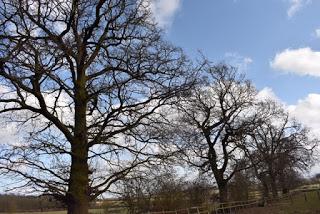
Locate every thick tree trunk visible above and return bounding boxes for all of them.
[282,187,289,195]
[268,165,278,198]
[217,182,228,203]
[262,180,269,198]
[270,177,278,198]
[67,147,89,214]
[67,72,89,214]
[279,173,289,195]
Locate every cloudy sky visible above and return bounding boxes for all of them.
[150,0,320,173]
[152,0,319,130]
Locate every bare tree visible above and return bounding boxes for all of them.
[0,1,194,213]
[229,170,252,201]
[174,63,257,202]
[243,102,316,198]
[118,167,188,213]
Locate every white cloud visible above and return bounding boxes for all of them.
[147,0,182,29]
[271,47,320,77]
[0,123,20,145]
[314,28,320,38]
[224,52,253,72]
[257,87,320,138]
[256,87,280,102]
[287,0,310,18]
[288,94,320,137]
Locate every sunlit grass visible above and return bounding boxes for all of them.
[278,191,320,213]
[7,209,104,214]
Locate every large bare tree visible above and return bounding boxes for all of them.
[174,63,257,202]
[0,0,193,213]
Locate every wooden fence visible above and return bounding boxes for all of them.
[144,199,263,214]
[101,188,320,214]
[144,189,320,214]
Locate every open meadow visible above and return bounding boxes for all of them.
[238,191,320,214]
[2,209,104,214]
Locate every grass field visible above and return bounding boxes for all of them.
[239,191,320,214]
[278,191,320,213]
[2,209,104,214]
[4,190,320,214]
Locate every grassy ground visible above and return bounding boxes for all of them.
[279,191,320,213]
[3,209,104,214]
[239,191,320,214]
[4,190,320,214]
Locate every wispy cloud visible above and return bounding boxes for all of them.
[287,0,311,18]
[314,28,320,38]
[147,0,182,29]
[224,52,253,72]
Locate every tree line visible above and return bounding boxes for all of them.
[0,0,317,214]
[0,194,64,212]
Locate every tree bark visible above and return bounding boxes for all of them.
[270,177,278,198]
[67,146,89,214]
[279,172,289,195]
[261,178,269,198]
[67,71,89,214]
[217,181,228,203]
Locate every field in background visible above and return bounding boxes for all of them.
[239,191,320,214]
[6,209,104,214]
[3,187,320,214]
[276,191,320,214]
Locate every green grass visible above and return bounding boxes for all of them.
[2,209,104,214]
[239,191,320,214]
[278,191,320,213]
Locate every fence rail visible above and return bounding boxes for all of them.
[144,189,320,214]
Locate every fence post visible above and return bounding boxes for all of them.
[304,193,307,202]
[317,191,320,200]
[197,207,200,214]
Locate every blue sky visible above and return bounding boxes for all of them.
[159,0,320,104]
[149,0,320,172]
[0,1,319,193]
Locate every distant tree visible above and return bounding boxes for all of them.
[0,194,63,212]
[243,102,316,198]
[185,175,213,206]
[174,63,257,202]
[119,172,153,214]
[278,169,304,194]
[119,168,187,213]
[229,171,250,201]
[0,1,194,213]
[312,173,320,185]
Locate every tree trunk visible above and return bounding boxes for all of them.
[270,177,278,198]
[217,182,228,203]
[67,143,89,214]
[67,72,89,214]
[279,173,289,195]
[262,180,269,198]
[268,165,278,198]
